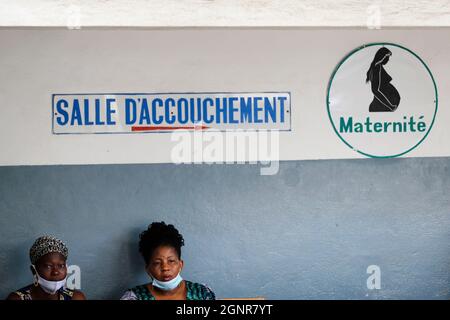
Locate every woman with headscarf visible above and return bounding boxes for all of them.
[366,47,401,112]
[6,235,86,300]
[120,221,215,300]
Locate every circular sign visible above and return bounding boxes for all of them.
[327,43,438,158]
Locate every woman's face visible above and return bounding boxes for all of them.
[147,245,183,282]
[33,252,67,281]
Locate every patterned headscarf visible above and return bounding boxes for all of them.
[29,235,68,265]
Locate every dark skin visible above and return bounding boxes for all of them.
[145,245,186,300]
[7,252,86,300]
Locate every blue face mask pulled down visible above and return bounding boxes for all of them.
[151,273,183,291]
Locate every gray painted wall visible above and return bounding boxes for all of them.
[0,158,449,299]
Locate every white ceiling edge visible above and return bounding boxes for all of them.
[0,0,449,27]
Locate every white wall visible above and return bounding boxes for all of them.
[0,28,449,165]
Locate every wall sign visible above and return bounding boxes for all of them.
[52,92,291,134]
[327,43,438,158]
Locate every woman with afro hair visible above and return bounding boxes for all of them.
[120,221,215,300]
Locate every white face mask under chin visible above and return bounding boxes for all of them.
[150,272,183,291]
[32,265,67,295]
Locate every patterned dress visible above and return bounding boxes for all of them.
[121,280,215,300]
[13,285,75,300]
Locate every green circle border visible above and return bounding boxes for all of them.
[326,42,438,158]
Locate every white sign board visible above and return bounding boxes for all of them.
[327,43,437,158]
[52,92,291,134]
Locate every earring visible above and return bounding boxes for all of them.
[33,273,39,287]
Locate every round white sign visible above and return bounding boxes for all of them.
[327,43,438,158]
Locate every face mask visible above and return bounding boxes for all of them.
[151,272,183,291]
[32,265,67,295]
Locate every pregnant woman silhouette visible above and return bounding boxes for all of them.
[366,47,401,112]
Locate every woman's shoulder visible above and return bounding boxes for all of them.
[185,280,216,300]
[5,285,84,300]
[70,289,86,300]
[6,285,33,300]
[129,284,151,294]
[121,284,154,300]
